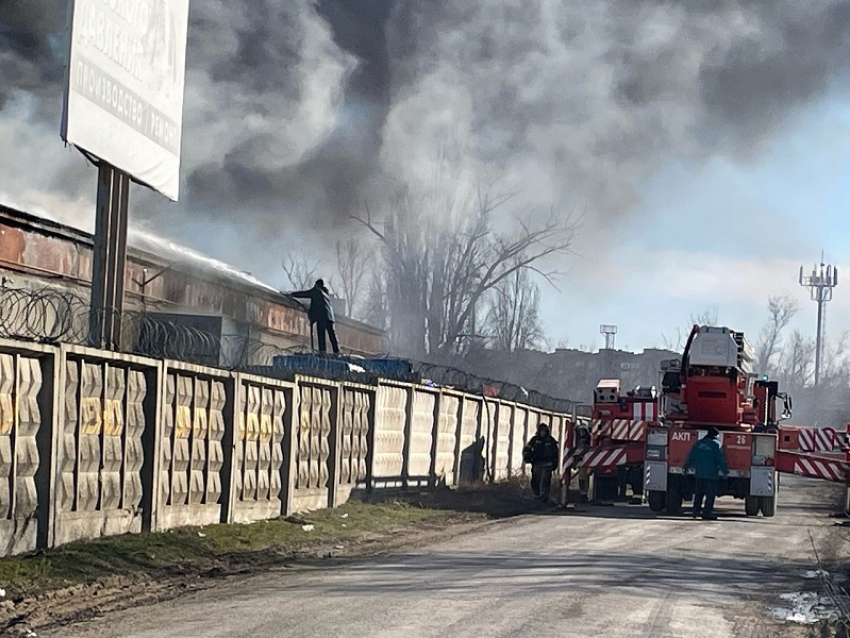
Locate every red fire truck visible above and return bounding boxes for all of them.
[562,325,850,516]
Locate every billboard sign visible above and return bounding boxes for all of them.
[61,0,190,201]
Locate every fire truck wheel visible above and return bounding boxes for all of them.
[760,495,777,517]
[665,479,683,514]
[744,496,760,516]
[647,490,665,512]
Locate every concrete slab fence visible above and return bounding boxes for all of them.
[0,338,575,557]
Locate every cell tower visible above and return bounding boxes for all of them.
[799,254,838,387]
[600,324,617,350]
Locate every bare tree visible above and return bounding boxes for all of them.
[362,270,388,332]
[754,296,797,374]
[484,261,544,352]
[661,307,720,352]
[282,252,322,291]
[334,238,372,320]
[777,330,816,390]
[353,187,575,359]
[554,337,571,350]
[820,330,850,383]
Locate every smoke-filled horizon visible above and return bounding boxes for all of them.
[2,0,850,291]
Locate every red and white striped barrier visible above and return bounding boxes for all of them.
[791,456,850,483]
[798,427,839,453]
[632,401,658,421]
[562,447,627,471]
[592,419,648,441]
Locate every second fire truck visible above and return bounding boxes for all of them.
[562,324,849,516]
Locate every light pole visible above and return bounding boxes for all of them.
[799,256,838,387]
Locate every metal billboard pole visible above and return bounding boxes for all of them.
[89,163,131,351]
[62,0,190,351]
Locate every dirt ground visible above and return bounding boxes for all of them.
[4,477,850,637]
[0,481,544,637]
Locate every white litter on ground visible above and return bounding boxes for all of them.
[302,524,315,532]
[798,569,848,583]
[800,569,829,579]
[770,591,847,624]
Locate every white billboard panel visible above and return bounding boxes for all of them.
[61,0,190,201]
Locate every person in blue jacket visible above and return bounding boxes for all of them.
[684,426,728,520]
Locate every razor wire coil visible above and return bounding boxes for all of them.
[0,284,578,412]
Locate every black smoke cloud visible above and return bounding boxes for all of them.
[0,0,66,105]
[180,0,393,233]
[374,0,850,216]
[1,0,850,252]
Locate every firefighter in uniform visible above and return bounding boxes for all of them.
[523,422,560,502]
[684,426,729,520]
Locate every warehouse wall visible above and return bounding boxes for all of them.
[0,338,576,557]
[0,205,385,356]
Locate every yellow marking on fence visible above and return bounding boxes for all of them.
[81,397,102,435]
[194,409,208,439]
[0,395,12,435]
[260,414,272,443]
[103,399,124,437]
[246,413,259,442]
[175,405,192,438]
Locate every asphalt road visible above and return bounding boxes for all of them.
[50,477,840,638]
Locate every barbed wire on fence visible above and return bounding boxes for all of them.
[0,285,89,343]
[0,284,579,413]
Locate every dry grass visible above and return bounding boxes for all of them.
[0,482,545,601]
[0,501,441,599]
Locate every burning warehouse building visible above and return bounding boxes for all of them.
[0,204,384,366]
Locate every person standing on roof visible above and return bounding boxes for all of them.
[288,279,340,354]
[684,426,729,520]
[522,422,560,503]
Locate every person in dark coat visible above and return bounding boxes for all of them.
[684,426,729,520]
[289,279,340,354]
[522,422,560,502]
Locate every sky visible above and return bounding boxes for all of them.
[543,97,850,352]
[2,0,850,357]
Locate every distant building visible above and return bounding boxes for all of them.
[0,205,384,360]
[464,346,680,405]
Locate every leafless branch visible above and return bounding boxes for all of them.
[282,252,322,291]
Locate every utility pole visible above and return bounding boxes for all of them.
[799,254,838,387]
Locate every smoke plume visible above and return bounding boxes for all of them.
[1,0,849,273]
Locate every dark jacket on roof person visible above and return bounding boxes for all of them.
[290,281,335,324]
